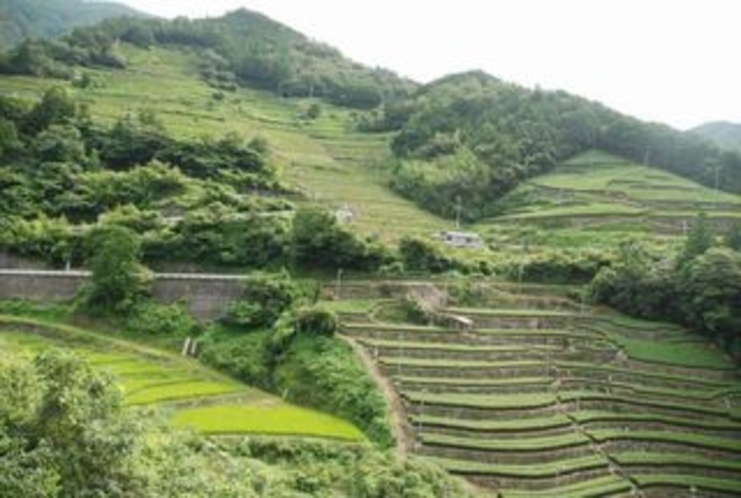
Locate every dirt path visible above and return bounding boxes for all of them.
[339,334,411,456]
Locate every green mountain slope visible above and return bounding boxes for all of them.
[0,42,446,261]
[0,9,415,109]
[692,121,741,153]
[2,10,738,227]
[371,71,741,221]
[0,0,145,48]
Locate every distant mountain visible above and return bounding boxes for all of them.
[0,0,146,48]
[691,121,741,153]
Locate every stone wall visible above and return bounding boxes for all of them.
[0,270,245,321]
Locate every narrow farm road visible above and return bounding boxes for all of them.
[339,334,410,456]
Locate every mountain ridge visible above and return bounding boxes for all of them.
[0,0,147,48]
[691,121,741,153]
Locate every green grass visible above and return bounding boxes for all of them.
[405,391,557,409]
[382,356,739,388]
[498,475,632,498]
[535,151,741,206]
[445,307,578,318]
[475,149,741,256]
[614,452,741,472]
[588,429,741,453]
[321,299,386,314]
[0,315,366,441]
[634,474,741,495]
[603,331,735,369]
[496,202,646,221]
[425,454,608,478]
[172,404,367,441]
[571,410,741,432]
[0,44,449,242]
[125,380,242,405]
[411,414,571,432]
[362,339,558,353]
[421,431,589,452]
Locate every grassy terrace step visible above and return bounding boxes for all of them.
[634,474,741,496]
[358,338,561,353]
[559,391,737,418]
[413,411,741,435]
[405,391,558,410]
[402,388,739,421]
[445,308,582,318]
[396,375,552,389]
[588,429,741,453]
[172,404,365,441]
[411,414,572,433]
[571,411,741,432]
[406,388,739,415]
[614,452,741,473]
[498,474,632,498]
[381,357,739,389]
[125,381,242,405]
[596,330,737,370]
[425,454,609,478]
[421,429,741,458]
[420,431,590,452]
[345,323,603,342]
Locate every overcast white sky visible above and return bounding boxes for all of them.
[116,0,739,130]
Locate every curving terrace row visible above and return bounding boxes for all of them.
[339,283,741,497]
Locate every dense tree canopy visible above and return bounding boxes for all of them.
[589,229,741,359]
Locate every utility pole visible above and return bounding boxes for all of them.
[335,268,343,299]
[455,195,462,229]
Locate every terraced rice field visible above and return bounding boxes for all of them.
[0,44,448,242]
[338,281,741,497]
[482,150,741,237]
[0,315,365,441]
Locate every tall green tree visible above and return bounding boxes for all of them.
[23,87,76,135]
[724,221,741,251]
[82,224,149,314]
[679,248,741,355]
[677,213,714,268]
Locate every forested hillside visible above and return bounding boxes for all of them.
[0,9,415,109]
[367,71,741,220]
[2,9,738,224]
[0,0,144,48]
[692,121,741,153]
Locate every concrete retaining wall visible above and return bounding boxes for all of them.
[0,270,246,320]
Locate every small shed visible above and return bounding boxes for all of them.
[439,230,484,249]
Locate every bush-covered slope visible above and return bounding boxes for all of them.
[370,71,741,221]
[0,8,416,109]
[0,0,145,49]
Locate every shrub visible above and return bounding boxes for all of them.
[398,236,455,273]
[222,271,299,329]
[199,329,271,388]
[294,306,337,337]
[124,301,199,336]
[291,206,389,271]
